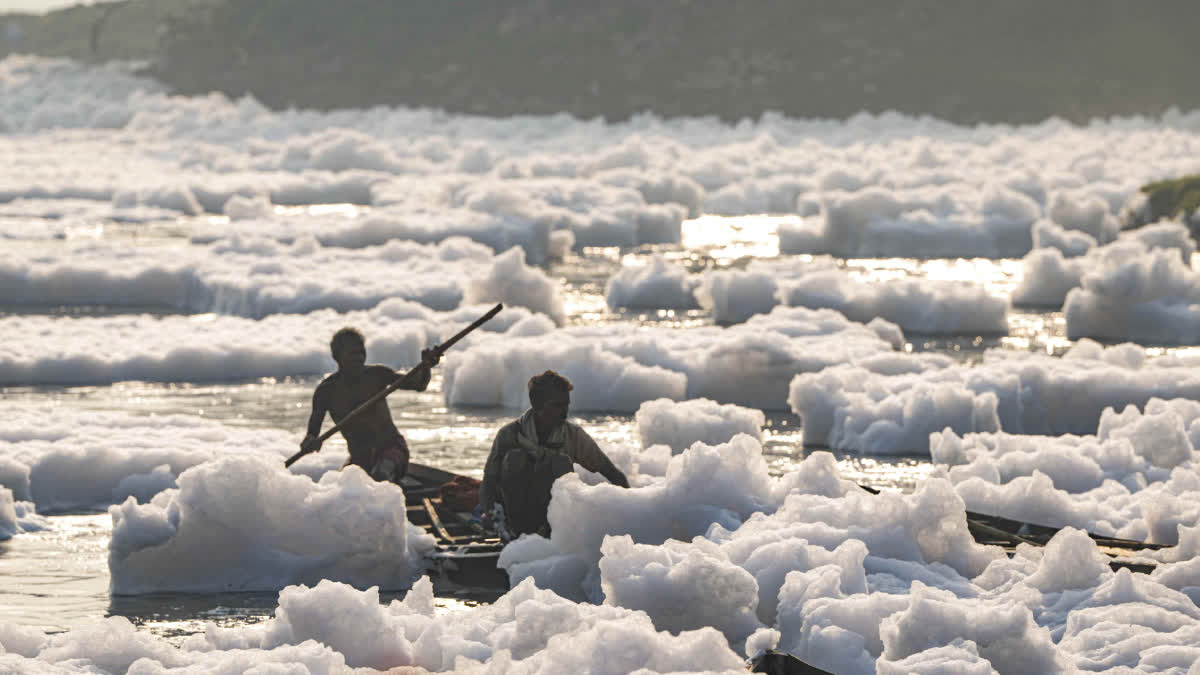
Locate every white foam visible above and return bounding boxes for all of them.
[8,55,1200,672]
[463,246,566,325]
[503,439,993,604]
[1065,246,1200,344]
[605,254,700,311]
[1012,220,1195,308]
[931,396,1200,544]
[695,256,1008,335]
[695,258,839,324]
[779,269,1009,336]
[0,488,18,540]
[108,455,436,594]
[0,302,536,387]
[0,402,307,512]
[791,341,1200,454]
[8,55,1200,264]
[4,431,1200,671]
[445,305,899,412]
[635,398,765,453]
[548,228,576,259]
[1,236,562,321]
[780,185,1041,259]
[189,577,746,672]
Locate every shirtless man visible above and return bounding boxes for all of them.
[300,327,439,482]
[480,370,629,539]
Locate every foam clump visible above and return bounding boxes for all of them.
[547,228,576,259]
[779,185,1040,259]
[774,523,1200,674]
[599,535,764,643]
[0,494,47,541]
[1030,218,1097,257]
[463,246,565,325]
[1,236,563,323]
[695,256,1007,335]
[1013,218,1200,343]
[1012,220,1194,309]
[445,305,899,412]
[789,357,1000,454]
[877,582,1061,673]
[875,639,999,675]
[635,397,765,453]
[695,257,838,324]
[1,236,489,317]
[791,342,1200,454]
[1065,245,1200,344]
[10,428,1200,672]
[0,488,20,540]
[446,176,686,250]
[604,254,700,311]
[500,435,796,600]
[0,403,307,512]
[6,55,1200,276]
[268,202,553,263]
[443,333,688,412]
[0,612,367,672]
[778,269,1009,336]
[931,396,1200,544]
[222,192,274,220]
[0,301,537,388]
[108,455,436,593]
[502,438,995,607]
[172,577,747,673]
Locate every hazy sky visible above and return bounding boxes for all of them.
[1,0,90,14]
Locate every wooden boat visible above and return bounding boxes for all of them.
[963,509,1164,573]
[400,464,1165,592]
[854,482,1162,571]
[403,464,834,673]
[401,463,509,590]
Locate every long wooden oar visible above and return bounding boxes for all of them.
[285,303,504,468]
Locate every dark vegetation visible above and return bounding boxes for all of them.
[0,0,214,63]
[1,0,1197,125]
[1139,175,1200,231]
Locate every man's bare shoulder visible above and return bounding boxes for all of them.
[313,372,340,398]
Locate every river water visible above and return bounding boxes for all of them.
[0,214,1075,642]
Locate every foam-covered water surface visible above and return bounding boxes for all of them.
[7,55,1200,672]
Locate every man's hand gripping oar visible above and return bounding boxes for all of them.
[284,303,504,468]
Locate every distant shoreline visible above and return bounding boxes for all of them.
[3,0,1199,125]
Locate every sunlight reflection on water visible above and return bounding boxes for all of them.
[0,211,1153,637]
[680,214,790,261]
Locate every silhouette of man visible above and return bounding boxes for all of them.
[300,327,439,482]
[480,370,629,540]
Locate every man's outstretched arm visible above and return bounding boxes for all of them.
[394,348,441,392]
[570,428,630,488]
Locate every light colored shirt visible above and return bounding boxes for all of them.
[479,410,629,510]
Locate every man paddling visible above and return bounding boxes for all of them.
[480,370,629,540]
[299,327,440,482]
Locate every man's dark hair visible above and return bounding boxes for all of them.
[528,370,572,408]
[330,327,365,358]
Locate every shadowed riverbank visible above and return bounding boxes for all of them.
[2,0,1199,124]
